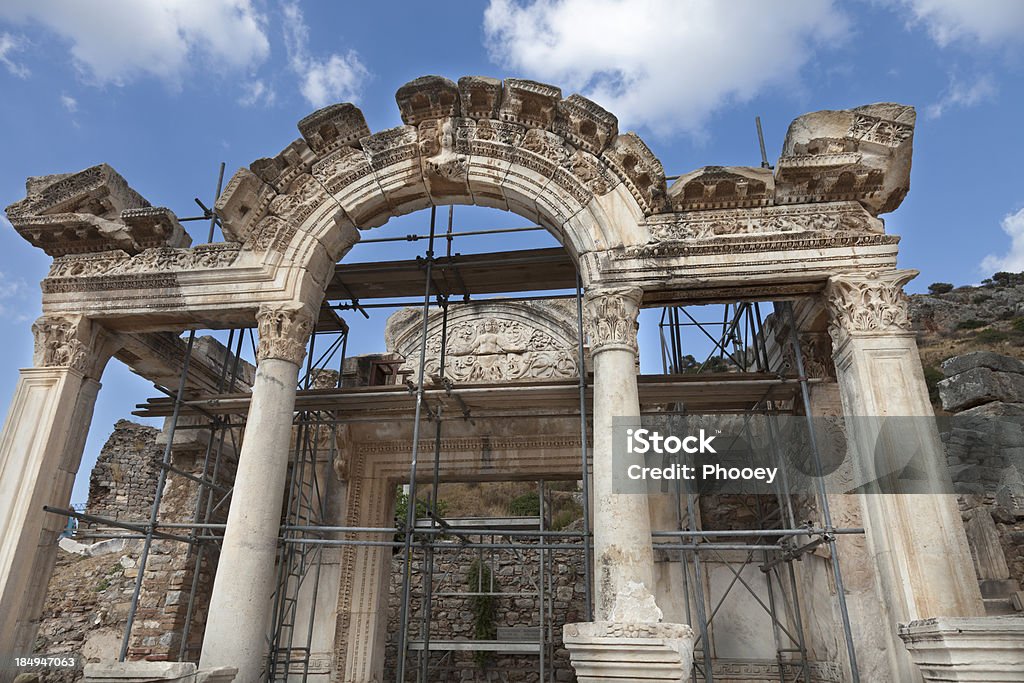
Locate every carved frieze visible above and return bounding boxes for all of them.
[553,94,618,155]
[458,76,503,120]
[584,287,642,355]
[825,269,918,346]
[645,202,882,241]
[46,243,241,281]
[255,305,313,365]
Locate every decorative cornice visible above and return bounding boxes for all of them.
[825,269,917,346]
[584,287,642,355]
[255,305,313,365]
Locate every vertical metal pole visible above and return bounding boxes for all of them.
[756,117,770,169]
[396,206,438,683]
[574,275,594,621]
[207,162,226,243]
[120,332,197,660]
[783,301,860,683]
[684,490,714,683]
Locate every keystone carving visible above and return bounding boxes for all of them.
[255,305,313,365]
[584,288,642,355]
[825,269,918,347]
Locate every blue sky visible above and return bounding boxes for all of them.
[0,0,1022,503]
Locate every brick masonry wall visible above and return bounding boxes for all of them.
[83,420,163,529]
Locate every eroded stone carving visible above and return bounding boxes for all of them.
[668,166,774,211]
[46,244,240,280]
[396,75,460,126]
[32,316,89,371]
[5,165,190,256]
[826,269,918,346]
[604,133,668,214]
[255,305,313,365]
[585,288,642,354]
[500,78,561,129]
[776,103,916,215]
[297,103,370,155]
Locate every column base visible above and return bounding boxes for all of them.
[83,661,236,683]
[563,621,695,681]
[899,616,1024,681]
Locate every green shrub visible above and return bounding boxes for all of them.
[972,294,992,304]
[976,329,1009,344]
[467,558,498,665]
[956,319,987,330]
[1012,318,1024,333]
[508,492,541,517]
[928,282,954,295]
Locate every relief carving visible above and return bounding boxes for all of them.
[255,305,313,365]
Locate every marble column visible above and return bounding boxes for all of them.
[0,316,115,680]
[199,304,313,682]
[563,287,693,682]
[825,270,985,682]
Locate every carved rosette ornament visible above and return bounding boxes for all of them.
[584,288,643,355]
[825,269,918,347]
[255,305,313,366]
[31,315,90,372]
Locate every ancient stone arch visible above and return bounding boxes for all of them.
[0,75,1004,683]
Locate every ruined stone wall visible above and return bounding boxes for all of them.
[83,420,163,529]
[939,351,1024,614]
[384,541,587,682]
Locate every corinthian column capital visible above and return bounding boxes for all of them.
[825,269,917,348]
[256,304,313,365]
[30,314,113,379]
[584,287,642,355]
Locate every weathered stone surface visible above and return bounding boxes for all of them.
[944,352,1024,379]
[668,166,774,211]
[900,616,1024,682]
[395,75,460,125]
[5,164,190,256]
[776,103,915,215]
[297,102,369,155]
[83,420,162,531]
[939,367,1024,412]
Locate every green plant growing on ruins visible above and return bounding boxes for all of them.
[928,282,954,295]
[508,491,541,517]
[467,557,498,666]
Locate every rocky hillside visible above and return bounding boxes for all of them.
[911,272,1024,404]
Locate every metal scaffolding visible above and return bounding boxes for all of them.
[49,201,866,683]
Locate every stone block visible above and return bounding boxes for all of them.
[899,616,1024,681]
[939,367,1024,411]
[943,352,1024,378]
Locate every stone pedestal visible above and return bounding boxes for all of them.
[563,621,695,681]
[199,305,312,683]
[899,616,1024,682]
[83,661,236,682]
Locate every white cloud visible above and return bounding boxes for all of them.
[0,1,270,87]
[0,260,31,323]
[282,2,367,109]
[60,93,77,112]
[895,0,1024,47]
[238,79,275,107]
[926,73,996,118]
[981,208,1024,274]
[483,0,847,136]
[0,32,30,78]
